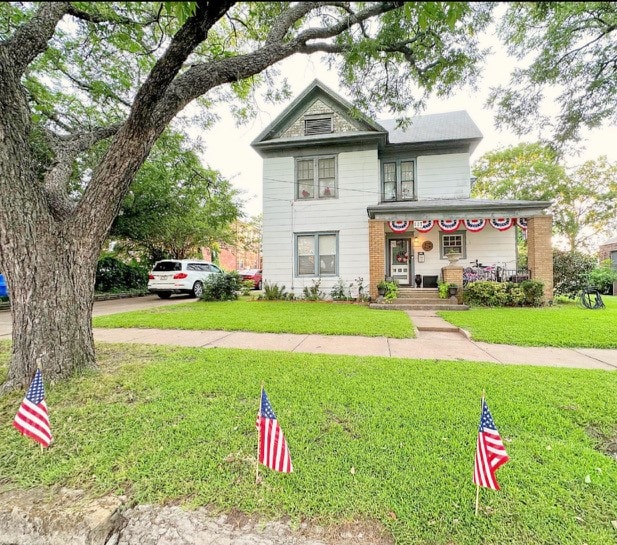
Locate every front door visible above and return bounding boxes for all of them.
[388,238,411,285]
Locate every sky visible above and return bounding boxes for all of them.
[193,21,617,220]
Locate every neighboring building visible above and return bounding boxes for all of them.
[251,80,553,300]
[201,220,262,272]
[599,236,617,269]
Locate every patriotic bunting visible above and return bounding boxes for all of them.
[388,220,411,233]
[438,219,461,233]
[489,218,514,231]
[463,219,487,232]
[516,218,528,231]
[413,220,435,233]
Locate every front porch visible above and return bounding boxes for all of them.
[367,204,554,303]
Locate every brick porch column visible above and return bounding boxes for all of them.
[368,219,386,300]
[527,215,553,303]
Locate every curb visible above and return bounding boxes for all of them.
[0,292,149,312]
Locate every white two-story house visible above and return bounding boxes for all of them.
[252,80,553,301]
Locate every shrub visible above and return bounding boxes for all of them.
[384,281,398,302]
[463,281,528,307]
[200,272,242,301]
[95,256,149,293]
[331,278,353,301]
[520,280,545,306]
[260,282,290,300]
[303,279,325,301]
[588,259,617,294]
[553,249,596,299]
[437,281,451,299]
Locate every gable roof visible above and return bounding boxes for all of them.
[251,80,483,154]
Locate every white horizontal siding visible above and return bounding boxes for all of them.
[262,149,377,296]
[417,153,471,199]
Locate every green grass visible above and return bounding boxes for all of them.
[1,341,615,545]
[93,300,414,338]
[438,295,617,348]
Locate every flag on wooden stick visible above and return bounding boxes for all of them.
[13,369,53,448]
[256,388,293,473]
[473,398,509,490]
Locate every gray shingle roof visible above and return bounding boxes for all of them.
[379,111,483,144]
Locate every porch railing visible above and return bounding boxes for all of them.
[462,264,529,287]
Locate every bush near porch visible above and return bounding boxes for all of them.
[463,280,544,307]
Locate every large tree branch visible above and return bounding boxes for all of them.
[0,3,69,76]
[265,2,321,44]
[44,124,123,221]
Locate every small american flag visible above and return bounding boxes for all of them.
[256,388,293,473]
[13,369,52,448]
[473,398,509,490]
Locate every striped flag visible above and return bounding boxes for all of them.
[256,388,293,473]
[13,369,53,448]
[473,398,509,490]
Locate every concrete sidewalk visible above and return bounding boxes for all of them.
[92,310,617,371]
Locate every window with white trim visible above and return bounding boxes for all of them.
[296,156,337,200]
[382,159,415,201]
[296,232,338,276]
[440,231,466,258]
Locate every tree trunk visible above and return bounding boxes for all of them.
[1,224,98,392]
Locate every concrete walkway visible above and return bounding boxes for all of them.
[92,310,617,371]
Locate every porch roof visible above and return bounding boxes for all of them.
[367,198,552,220]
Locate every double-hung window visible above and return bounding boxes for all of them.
[296,232,338,276]
[296,156,337,200]
[382,160,415,201]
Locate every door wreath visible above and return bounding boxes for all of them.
[395,250,409,263]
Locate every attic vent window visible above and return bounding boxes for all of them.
[304,116,332,135]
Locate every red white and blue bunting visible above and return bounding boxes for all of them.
[437,219,462,233]
[413,220,435,233]
[463,218,487,232]
[389,217,528,233]
[489,218,514,231]
[388,220,411,233]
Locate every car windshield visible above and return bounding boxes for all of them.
[153,261,181,272]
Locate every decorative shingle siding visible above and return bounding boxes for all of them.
[279,99,359,138]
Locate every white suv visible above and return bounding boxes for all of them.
[147,259,223,299]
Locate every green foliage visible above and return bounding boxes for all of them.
[553,250,597,299]
[437,281,453,299]
[383,281,398,302]
[95,256,149,293]
[259,282,291,301]
[473,145,617,252]
[111,131,240,260]
[330,278,353,301]
[463,281,526,307]
[490,2,617,145]
[1,343,616,544]
[588,260,617,294]
[302,279,325,301]
[93,300,413,338]
[354,276,370,302]
[199,272,241,302]
[520,280,545,306]
[439,296,617,348]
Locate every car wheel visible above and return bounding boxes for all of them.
[191,281,203,298]
[257,280,263,290]
[157,292,172,299]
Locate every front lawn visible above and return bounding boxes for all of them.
[93,300,414,338]
[1,342,615,545]
[439,295,617,348]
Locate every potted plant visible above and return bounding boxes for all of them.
[377,280,388,296]
[448,284,459,298]
[445,249,461,264]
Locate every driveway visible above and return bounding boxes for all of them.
[0,294,194,339]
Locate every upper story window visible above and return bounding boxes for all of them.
[296,156,337,200]
[382,159,415,201]
[304,115,333,135]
